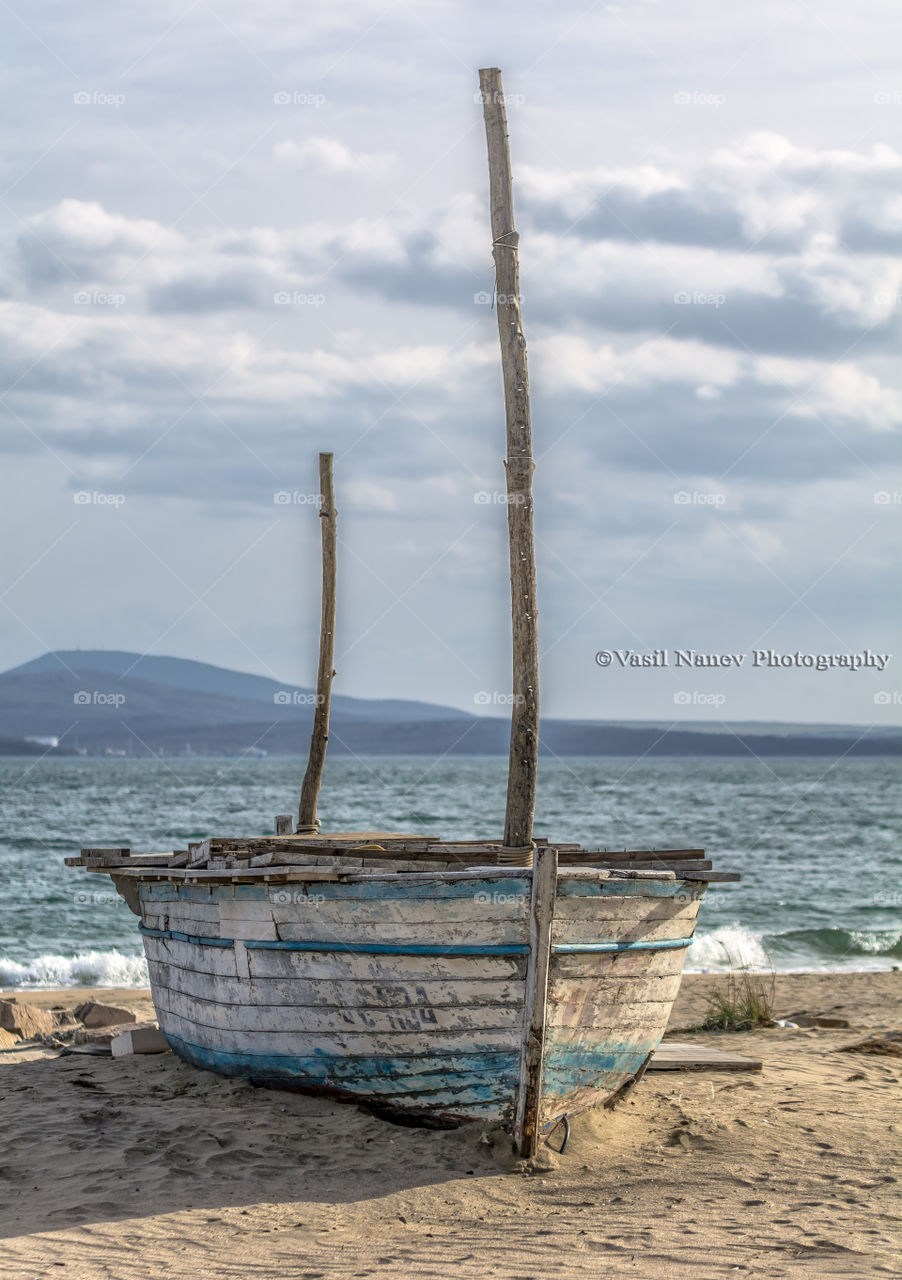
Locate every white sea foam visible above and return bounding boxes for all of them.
[687,924,772,972]
[0,951,149,989]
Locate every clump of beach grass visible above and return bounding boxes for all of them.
[697,944,776,1031]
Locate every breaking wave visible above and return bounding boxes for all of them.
[687,925,772,971]
[689,922,902,972]
[0,950,149,989]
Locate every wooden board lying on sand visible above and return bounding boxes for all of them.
[650,1042,762,1072]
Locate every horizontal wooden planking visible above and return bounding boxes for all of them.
[540,1036,658,1114]
[540,1072,647,1126]
[564,849,704,861]
[156,1007,522,1057]
[142,934,239,979]
[272,918,528,946]
[551,946,689,980]
[547,973,682,1008]
[153,983,523,1036]
[141,876,530,904]
[151,900,221,924]
[557,877,707,900]
[679,871,741,882]
[165,1032,517,1116]
[268,896,528,926]
[553,896,702,922]
[141,883,234,904]
[274,876,531,902]
[545,1003,672,1036]
[551,914,699,946]
[143,929,528,984]
[146,957,525,1011]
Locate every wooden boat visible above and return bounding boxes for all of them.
[71,838,733,1150]
[69,70,736,1156]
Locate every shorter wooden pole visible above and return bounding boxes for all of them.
[298,453,337,833]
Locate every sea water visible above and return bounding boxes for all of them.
[0,755,899,987]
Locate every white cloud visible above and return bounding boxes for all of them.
[273,137,396,178]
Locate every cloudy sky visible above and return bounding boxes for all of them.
[1,0,900,725]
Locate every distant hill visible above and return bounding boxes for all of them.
[10,650,472,725]
[1,650,900,757]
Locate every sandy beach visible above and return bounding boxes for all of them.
[0,971,898,1279]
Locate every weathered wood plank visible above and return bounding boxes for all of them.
[272,918,528,946]
[553,896,702,922]
[156,1007,522,1056]
[551,947,689,979]
[551,914,699,946]
[561,848,704,863]
[144,932,528,984]
[649,1042,762,1072]
[548,973,682,1008]
[268,902,528,929]
[154,984,523,1035]
[146,959,525,1011]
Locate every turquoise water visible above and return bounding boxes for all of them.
[0,755,899,985]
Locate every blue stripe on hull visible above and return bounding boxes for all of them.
[163,1032,518,1118]
[541,1038,660,1102]
[244,939,530,956]
[553,937,693,953]
[140,925,232,948]
[140,923,690,957]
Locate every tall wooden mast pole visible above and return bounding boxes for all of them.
[480,68,539,864]
[298,452,337,833]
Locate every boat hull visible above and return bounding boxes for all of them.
[136,869,704,1134]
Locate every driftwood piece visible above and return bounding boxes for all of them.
[480,67,539,859]
[298,451,337,833]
